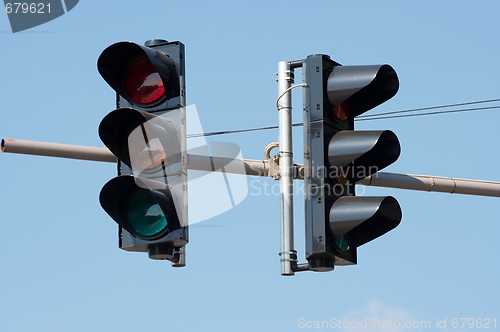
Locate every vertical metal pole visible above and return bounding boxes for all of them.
[277,61,295,276]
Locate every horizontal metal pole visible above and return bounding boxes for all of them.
[187,154,268,177]
[1,138,117,163]
[3,138,499,197]
[358,172,500,198]
[1,137,268,176]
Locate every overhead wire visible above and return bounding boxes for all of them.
[187,98,500,139]
[188,84,307,138]
[356,105,500,121]
[357,98,500,120]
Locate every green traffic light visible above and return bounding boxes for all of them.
[334,236,350,252]
[127,189,168,238]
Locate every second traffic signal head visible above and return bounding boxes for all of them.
[303,54,402,271]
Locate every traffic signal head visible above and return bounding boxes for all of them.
[303,54,402,271]
[97,40,187,264]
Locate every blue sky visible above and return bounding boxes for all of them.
[1,1,499,331]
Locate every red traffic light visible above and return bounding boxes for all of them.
[332,100,349,121]
[326,64,399,119]
[124,54,166,106]
[98,41,182,108]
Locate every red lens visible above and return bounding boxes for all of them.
[124,54,165,106]
[332,99,349,121]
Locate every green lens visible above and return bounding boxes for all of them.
[127,189,167,238]
[334,236,350,252]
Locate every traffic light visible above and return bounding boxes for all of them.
[97,39,188,265]
[303,54,402,271]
